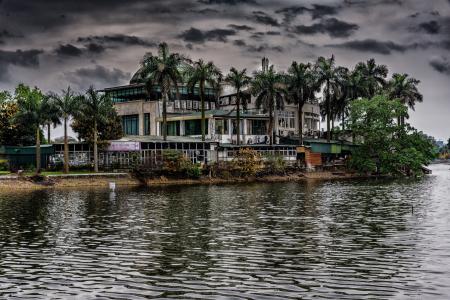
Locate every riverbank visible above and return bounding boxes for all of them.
[0,170,376,191]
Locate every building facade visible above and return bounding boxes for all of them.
[103,58,320,144]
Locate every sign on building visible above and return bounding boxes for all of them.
[107,141,141,152]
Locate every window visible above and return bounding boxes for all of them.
[174,100,180,109]
[122,115,139,135]
[215,119,229,134]
[278,111,295,129]
[144,113,151,135]
[185,119,208,135]
[231,119,244,135]
[250,120,267,135]
[186,100,192,109]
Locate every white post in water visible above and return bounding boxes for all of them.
[109,182,116,191]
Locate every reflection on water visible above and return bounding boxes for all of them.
[1,164,450,299]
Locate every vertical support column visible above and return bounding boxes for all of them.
[242,119,248,144]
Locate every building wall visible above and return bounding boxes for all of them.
[114,100,159,136]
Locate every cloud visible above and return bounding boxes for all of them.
[0,49,43,81]
[327,39,411,54]
[429,56,450,75]
[198,0,257,5]
[276,4,339,23]
[228,24,254,31]
[64,65,130,91]
[252,11,280,27]
[419,20,441,34]
[294,18,359,38]
[76,34,156,48]
[178,27,236,43]
[54,44,83,57]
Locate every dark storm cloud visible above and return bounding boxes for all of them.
[328,39,411,54]
[246,44,284,53]
[228,24,254,31]
[64,65,130,91]
[77,34,155,48]
[294,18,359,38]
[55,44,83,57]
[54,43,106,58]
[252,11,280,27]
[343,0,403,7]
[0,49,42,81]
[429,56,450,75]
[418,20,441,34]
[233,39,246,47]
[198,0,257,5]
[276,4,339,24]
[178,27,236,43]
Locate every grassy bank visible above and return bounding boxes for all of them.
[0,170,372,191]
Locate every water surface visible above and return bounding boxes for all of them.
[1,164,450,299]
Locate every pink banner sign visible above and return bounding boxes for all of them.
[107,141,141,152]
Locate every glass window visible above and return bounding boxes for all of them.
[185,119,208,136]
[215,119,229,134]
[250,120,267,135]
[278,111,295,129]
[122,115,139,135]
[144,113,151,135]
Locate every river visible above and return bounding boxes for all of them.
[0,164,449,299]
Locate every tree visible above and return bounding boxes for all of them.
[0,91,11,104]
[348,95,433,176]
[336,67,367,129]
[0,101,36,146]
[225,67,251,145]
[251,65,286,145]
[73,87,122,172]
[47,87,77,173]
[388,73,423,126]
[314,55,341,142]
[138,42,186,141]
[285,61,317,145]
[41,96,61,144]
[186,59,222,141]
[14,84,47,173]
[355,58,388,98]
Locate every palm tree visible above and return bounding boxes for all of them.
[41,96,60,144]
[139,42,186,141]
[75,87,115,173]
[47,87,77,174]
[186,59,222,141]
[355,58,388,98]
[225,67,251,145]
[314,55,341,142]
[388,73,423,125]
[285,61,317,145]
[14,84,46,173]
[251,65,286,145]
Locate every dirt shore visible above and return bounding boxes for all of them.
[0,171,371,191]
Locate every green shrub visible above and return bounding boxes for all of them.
[264,153,286,174]
[0,159,8,171]
[162,150,203,178]
[231,148,263,177]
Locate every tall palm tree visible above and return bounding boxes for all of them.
[225,67,251,145]
[139,42,186,141]
[186,59,222,141]
[47,87,77,174]
[285,61,317,145]
[75,87,115,173]
[41,96,60,144]
[355,58,388,98]
[388,73,423,125]
[251,65,286,145]
[14,84,46,173]
[314,55,341,142]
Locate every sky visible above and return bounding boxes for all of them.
[0,0,449,140]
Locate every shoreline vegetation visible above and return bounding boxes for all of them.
[0,170,387,191]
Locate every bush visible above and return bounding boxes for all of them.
[264,153,286,174]
[0,159,8,171]
[162,150,203,178]
[231,148,263,177]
